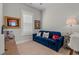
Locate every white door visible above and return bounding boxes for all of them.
[0,3,4,54]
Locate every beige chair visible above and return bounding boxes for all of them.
[68,32,79,55]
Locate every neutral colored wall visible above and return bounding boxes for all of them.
[42,4,79,31]
[0,3,4,54]
[42,3,79,51]
[3,3,41,44]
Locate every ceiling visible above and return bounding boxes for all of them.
[25,3,79,11]
[25,3,52,10]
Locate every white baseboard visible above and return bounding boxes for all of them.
[0,52,5,55]
[2,52,5,55]
[16,39,32,44]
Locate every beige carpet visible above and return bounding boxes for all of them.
[17,40,77,55]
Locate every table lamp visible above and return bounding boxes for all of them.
[66,16,77,34]
[66,16,77,26]
[66,16,78,55]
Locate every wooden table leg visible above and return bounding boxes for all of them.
[69,49,74,55]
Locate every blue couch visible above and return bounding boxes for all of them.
[33,31,64,52]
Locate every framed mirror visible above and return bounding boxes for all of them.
[4,16,21,29]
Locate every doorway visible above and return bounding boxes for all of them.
[4,31,19,55]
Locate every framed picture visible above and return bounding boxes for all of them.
[4,16,21,29]
[34,20,40,29]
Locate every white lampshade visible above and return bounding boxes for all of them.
[66,17,77,26]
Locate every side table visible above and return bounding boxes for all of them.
[63,35,70,49]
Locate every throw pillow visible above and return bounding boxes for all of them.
[37,32,41,36]
[52,34,60,40]
[43,32,49,38]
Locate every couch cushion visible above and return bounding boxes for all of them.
[48,38,55,42]
[34,36,42,39]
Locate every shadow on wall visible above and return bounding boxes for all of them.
[61,25,79,35]
[41,27,62,31]
[41,25,79,36]
[77,21,79,24]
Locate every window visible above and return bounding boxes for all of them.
[22,14,33,35]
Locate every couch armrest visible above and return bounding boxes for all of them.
[33,33,37,36]
[33,33,37,40]
[55,36,64,47]
[57,36,64,42]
